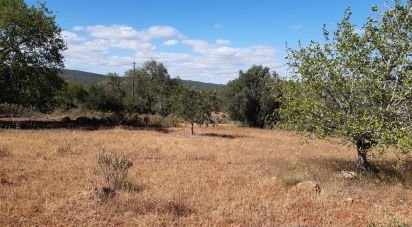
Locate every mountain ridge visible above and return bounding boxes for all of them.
[59,69,225,90]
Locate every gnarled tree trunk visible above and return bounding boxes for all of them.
[356,139,378,173]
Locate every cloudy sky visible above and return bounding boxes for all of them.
[26,0,385,84]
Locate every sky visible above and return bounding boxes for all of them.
[25,0,386,84]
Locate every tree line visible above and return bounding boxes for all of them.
[1,0,411,171]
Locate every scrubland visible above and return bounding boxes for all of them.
[0,125,411,226]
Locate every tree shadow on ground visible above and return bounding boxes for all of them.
[199,132,244,139]
[122,126,171,134]
[0,118,171,133]
[307,156,412,187]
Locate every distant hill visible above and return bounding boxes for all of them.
[59,69,107,86]
[59,69,225,90]
[181,80,225,90]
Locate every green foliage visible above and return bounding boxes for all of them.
[0,103,38,117]
[281,1,412,171]
[59,69,106,86]
[59,69,224,91]
[0,0,66,111]
[174,88,219,135]
[123,60,185,116]
[225,65,281,128]
[97,150,133,191]
[85,74,125,112]
[56,80,88,110]
[57,64,224,116]
[181,79,225,90]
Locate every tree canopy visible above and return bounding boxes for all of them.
[0,0,66,111]
[174,88,218,135]
[281,1,412,171]
[225,65,281,128]
[123,60,183,116]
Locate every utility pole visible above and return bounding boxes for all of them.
[132,61,136,98]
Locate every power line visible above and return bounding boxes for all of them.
[132,61,136,98]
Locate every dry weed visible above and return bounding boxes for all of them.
[0,126,411,226]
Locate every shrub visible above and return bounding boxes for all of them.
[97,150,133,191]
[0,103,39,118]
[140,114,182,128]
[0,145,11,157]
[55,142,73,154]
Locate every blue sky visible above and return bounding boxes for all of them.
[26,0,385,84]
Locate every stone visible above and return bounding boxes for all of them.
[336,171,357,179]
[294,181,321,194]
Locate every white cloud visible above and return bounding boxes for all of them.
[145,26,184,39]
[77,25,183,41]
[72,26,84,31]
[163,39,178,46]
[61,31,85,44]
[215,39,231,46]
[62,25,284,84]
[84,25,139,39]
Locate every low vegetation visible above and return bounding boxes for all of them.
[0,126,411,225]
[0,0,411,225]
[97,150,134,192]
[0,144,10,157]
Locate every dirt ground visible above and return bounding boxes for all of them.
[0,125,411,226]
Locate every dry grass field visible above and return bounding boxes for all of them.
[0,125,411,226]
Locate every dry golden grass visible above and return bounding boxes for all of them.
[0,125,411,226]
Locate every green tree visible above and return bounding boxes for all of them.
[225,65,281,128]
[0,0,66,111]
[86,74,125,112]
[57,80,88,109]
[123,60,182,115]
[281,1,412,172]
[174,88,218,135]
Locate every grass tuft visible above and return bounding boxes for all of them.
[0,145,11,157]
[97,149,134,193]
[282,175,303,188]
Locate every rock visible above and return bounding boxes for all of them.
[294,181,321,194]
[336,171,357,179]
[346,198,354,203]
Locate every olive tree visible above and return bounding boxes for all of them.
[281,1,411,172]
[174,88,218,135]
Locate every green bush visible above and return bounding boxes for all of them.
[97,150,133,191]
[0,103,39,117]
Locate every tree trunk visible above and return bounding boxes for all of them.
[356,141,378,173]
[191,123,194,135]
